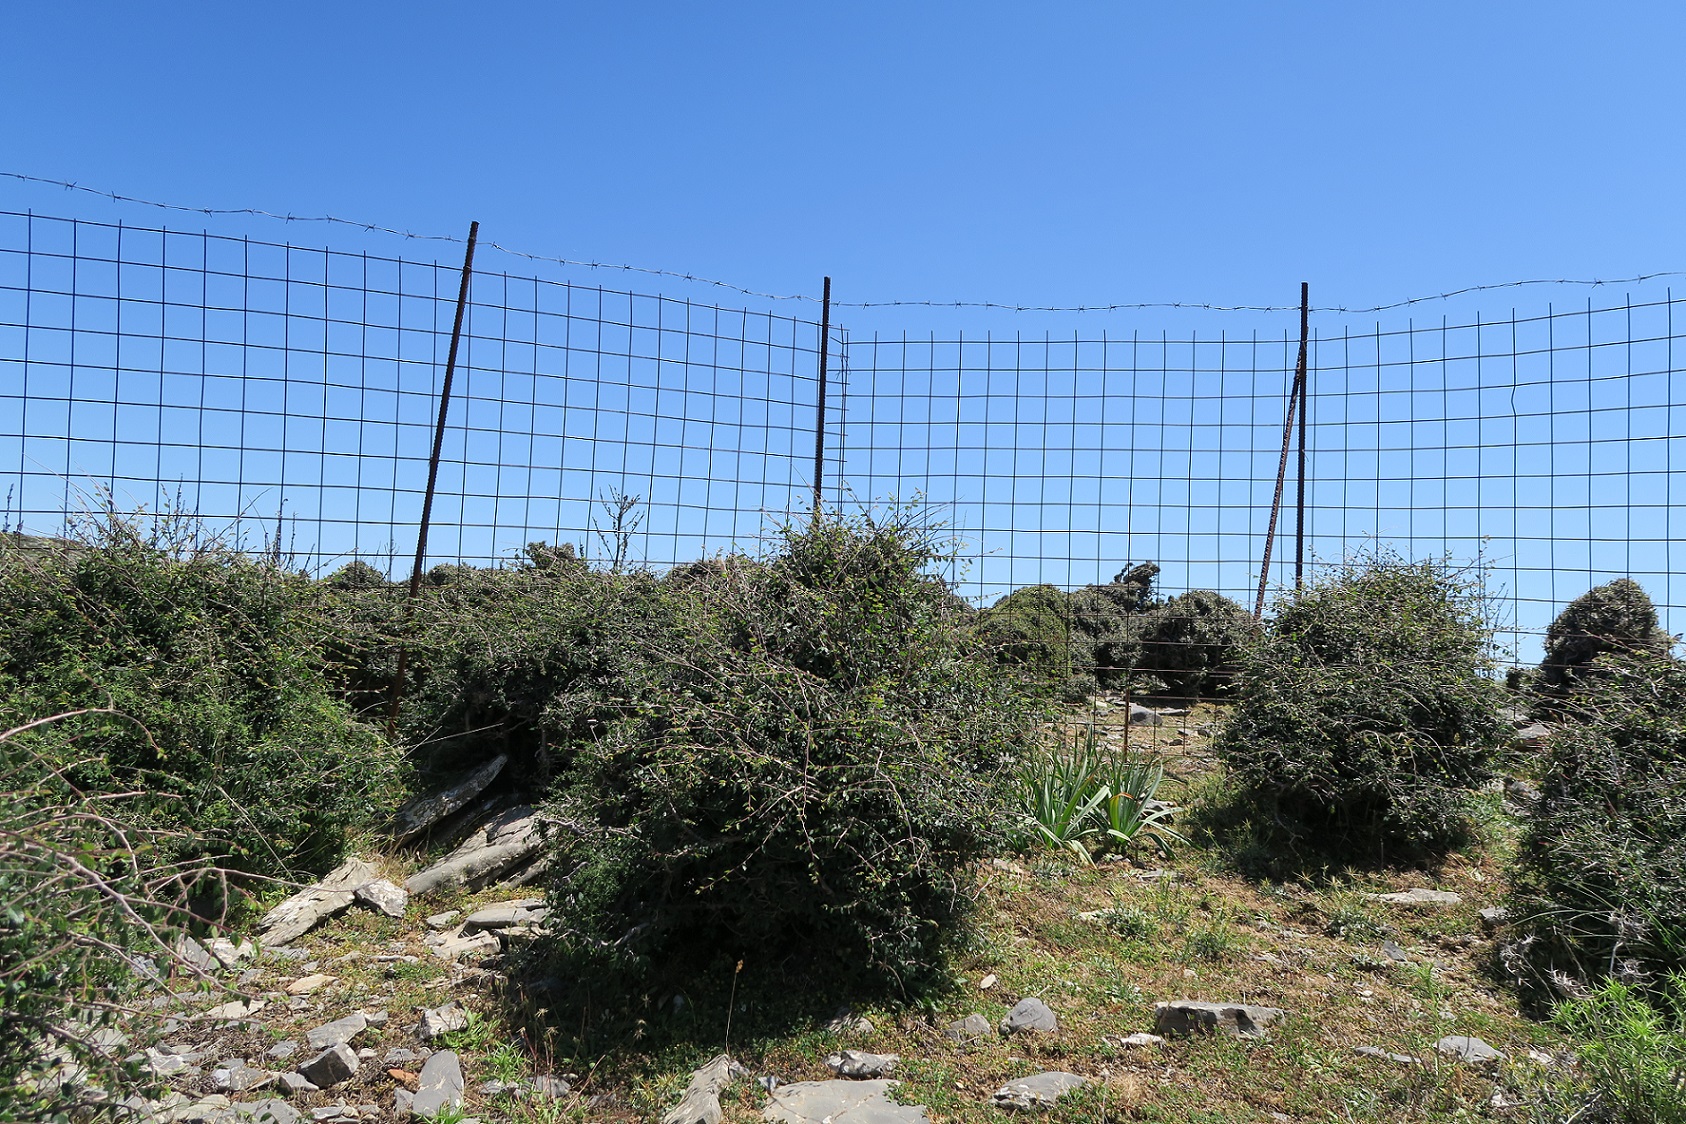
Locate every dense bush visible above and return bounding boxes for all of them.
[358,543,672,790]
[1211,554,1507,864]
[1534,578,1672,708]
[1508,650,1686,1006]
[0,517,401,885]
[543,511,1038,1006]
[1130,589,1256,700]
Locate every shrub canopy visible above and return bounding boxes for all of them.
[1211,554,1506,864]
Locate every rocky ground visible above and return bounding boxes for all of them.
[53,694,1571,1124]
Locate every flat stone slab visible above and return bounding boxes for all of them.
[391,754,508,842]
[418,1002,469,1040]
[258,858,378,945]
[764,1080,927,1124]
[463,898,549,930]
[1366,888,1463,907]
[999,997,1058,1035]
[944,1014,995,1041]
[406,806,542,897]
[1154,1000,1286,1039]
[991,1072,1086,1111]
[1436,1035,1504,1064]
[306,1012,367,1049]
[297,1042,358,1088]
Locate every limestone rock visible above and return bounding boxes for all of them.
[212,1063,275,1092]
[999,997,1058,1035]
[286,974,336,996]
[1436,1035,1504,1064]
[763,1079,927,1124]
[418,1002,469,1040]
[258,858,378,946]
[354,879,409,918]
[297,1042,358,1088]
[944,1014,995,1041]
[825,1050,899,1078]
[1365,888,1463,907]
[991,1072,1086,1111]
[463,898,549,930]
[406,806,542,897]
[1154,1000,1286,1040]
[306,1012,367,1049]
[412,1049,465,1119]
[1119,1032,1164,1048]
[391,754,508,842]
[663,1054,744,1124]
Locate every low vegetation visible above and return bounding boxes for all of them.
[3,512,1682,1122]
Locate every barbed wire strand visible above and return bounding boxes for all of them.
[5,171,1682,315]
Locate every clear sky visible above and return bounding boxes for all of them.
[5,2,1683,310]
[3,3,1685,661]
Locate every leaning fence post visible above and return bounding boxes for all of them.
[812,276,831,514]
[1255,282,1310,619]
[386,220,479,739]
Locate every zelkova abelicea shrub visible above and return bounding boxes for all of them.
[1533,578,1672,709]
[1508,650,1686,1008]
[544,510,1038,1004]
[1212,554,1507,864]
[0,515,401,886]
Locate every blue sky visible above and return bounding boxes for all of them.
[6,3,1683,309]
[3,3,1685,660]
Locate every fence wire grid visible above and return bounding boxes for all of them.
[2,207,1683,667]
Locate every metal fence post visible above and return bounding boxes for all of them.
[813,276,831,514]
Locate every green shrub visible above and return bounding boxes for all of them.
[1548,975,1686,1124]
[977,584,1080,690]
[0,514,400,887]
[1535,578,1671,707]
[1210,554,1507,865]
[1130,589,1257,700]
[1508,651,1686,1006]
[543,510,1037,1007]
[378,544,670,791]
[977,563,1162,698]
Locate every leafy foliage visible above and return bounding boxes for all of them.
[0,514,401,886]
[1548,974,1686,1124]
[1010,726,1182,860]
[1210,553,1507,865]
[542,510,1038,1009]
[1128,589,1257,700]
[1508,650,1686,1006]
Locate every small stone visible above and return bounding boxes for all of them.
[824,1050,899,1078]
[999,997,1058,1035]
[824,1008,875,1036]
[978,973,998,991]
[364,1010,389,1029]
[1154,1000,1286,1040]
[429,930,501,961]
[1380,941,1410,962]
[1436,1035,1505,1064]
[278,1071,319,1095]
[1119,1032,1164,1048]
[236,1099,300,1124]
[1478,906,1509,931]
[384,1047,425,1066]
[418,1002,469,1040]
[1354,1045,1423,1065]
[991,1071,1086,1111]
[763,1079,925,1124]
[944,1013,995,1040]
[213,1064,276,1092]
[174,935,219,974]
[307,1013,368,1050]
[207,937,258,969]
[354,879,409,918]
[530,1075,570,1098]
[287,974,336,996]
[298,1042,359,1088]
[425,912,461,929]
[202,998,267,1021]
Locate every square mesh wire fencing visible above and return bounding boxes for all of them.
[2,208,1683,671]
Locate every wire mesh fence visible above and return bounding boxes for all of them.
[2,207,1682,666]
